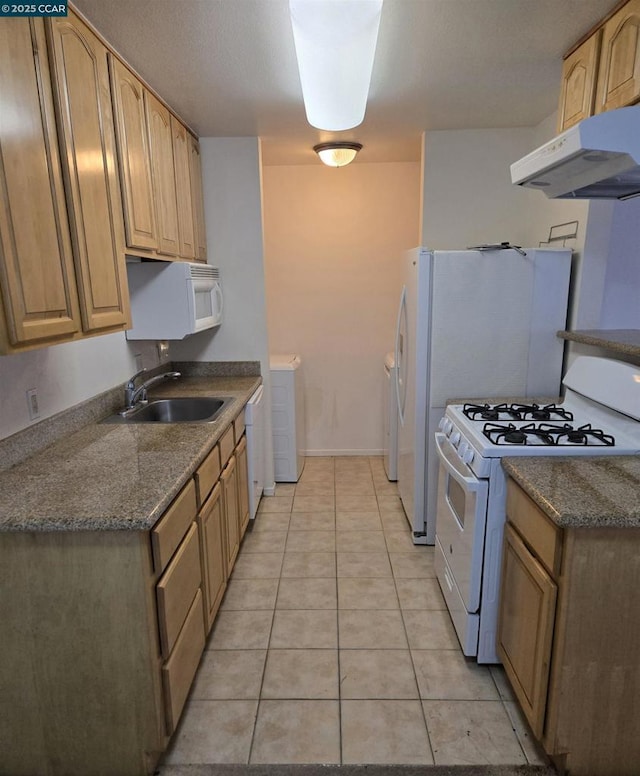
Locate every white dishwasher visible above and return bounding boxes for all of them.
[244,386,264,523]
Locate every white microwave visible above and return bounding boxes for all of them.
[125,261,223,340]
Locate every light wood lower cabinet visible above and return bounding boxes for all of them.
[221,454,240,576]
[498,478,640,776]
[0,413,252,775]
[198,482,227,633]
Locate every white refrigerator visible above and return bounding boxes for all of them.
[394,247,572,544]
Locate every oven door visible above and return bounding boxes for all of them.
[434,432,489,613]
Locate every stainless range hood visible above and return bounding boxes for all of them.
[511,106,640,200]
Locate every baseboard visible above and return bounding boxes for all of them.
[303,449,384,457]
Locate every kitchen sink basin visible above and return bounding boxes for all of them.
[105,396,234,424]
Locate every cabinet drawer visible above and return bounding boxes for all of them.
[219,425,234,467]
[156,522,202,658]
[162,587,205,735]
[234,412,245,443]
[506,480,562,577]
[151,479,197,572]
[195,443,221,506]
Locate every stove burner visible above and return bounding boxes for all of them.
[463,402,574,422]
[483,423,555,446]
[482,421,617,447]
[554,423,615,447]
[463,403,520,421]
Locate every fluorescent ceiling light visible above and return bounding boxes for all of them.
[289,0,384,131]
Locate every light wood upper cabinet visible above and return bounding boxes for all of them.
[0,18,81,351]
[109,55,157,252]
[47,12,131,333]
[171,116,196,261]
[189,135,207,262]
[559,0,640,130]
[595,0,640,112]
[558,31,601,132]
[145,92,180,257]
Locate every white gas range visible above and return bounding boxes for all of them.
[433,356,640,663]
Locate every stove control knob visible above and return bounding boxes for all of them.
[438,416,447,431]
[458,441,468,458]
[451,431,461,447]
[462,447,475,465]
[443,419,453,436]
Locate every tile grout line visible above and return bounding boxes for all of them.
[245,478,293,765]
[370,457,437,765]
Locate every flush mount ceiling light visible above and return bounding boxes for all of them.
[289,0,384,131]
[314,141,363,167]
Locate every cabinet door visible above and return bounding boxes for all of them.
[110,56,157,251]
[197,482,227,634]
[47,13,130,333]
[236,435,250,540]
[0,18,80,350]
[221,455,240,576]
[557,31,601,132]
[596,0,640,112]
[145,92,180,257]
[171,116,196,260]
[189,135,207,262]
[497,523,557,739]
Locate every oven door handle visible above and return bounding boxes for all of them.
[434,432,482,492]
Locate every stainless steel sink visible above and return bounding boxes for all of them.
[104,396,234,423]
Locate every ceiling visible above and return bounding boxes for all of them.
[73,0,615,165]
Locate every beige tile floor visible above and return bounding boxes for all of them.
[162,456,548,767]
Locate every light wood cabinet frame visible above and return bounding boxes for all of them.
[47,12,131,333]
[109,55,158,252]
[0,18,81,350]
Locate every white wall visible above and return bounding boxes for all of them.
[600,197,640,328]
[0,333,159,441]
[420,128,540,248]
[171,138,275,485]
[262,162,420,455]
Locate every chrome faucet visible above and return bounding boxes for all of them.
[121,369,181,414]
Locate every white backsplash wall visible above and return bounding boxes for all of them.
[599,196,640,328]
[0,334,158,441]
[262,161,420,455]
[170,137,275,488]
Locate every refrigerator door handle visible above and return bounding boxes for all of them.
[394,285,407,426]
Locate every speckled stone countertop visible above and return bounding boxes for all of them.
[0,374,260,533]
[502,456,640,528]
[558,329,640,358]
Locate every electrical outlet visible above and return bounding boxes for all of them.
[135,353,144,371]
[26,388,40,420]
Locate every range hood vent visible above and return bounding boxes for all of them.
[511,106,640,200]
